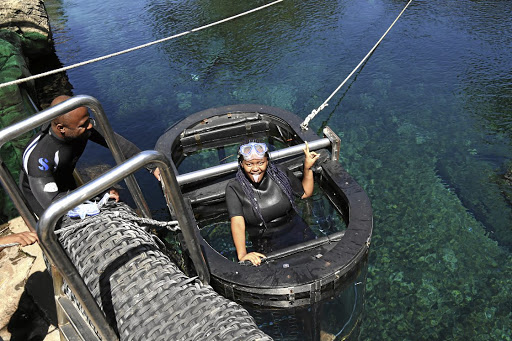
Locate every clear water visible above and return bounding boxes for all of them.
[45,0,512,339]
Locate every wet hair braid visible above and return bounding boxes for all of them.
[235,160,298,228]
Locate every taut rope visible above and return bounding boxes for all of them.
[0,0,283,90]
[300,0,414,131]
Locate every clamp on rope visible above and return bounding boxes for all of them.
[300,104,328,131]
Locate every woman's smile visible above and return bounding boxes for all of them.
[241,157,268,183]
[250,173,262,182]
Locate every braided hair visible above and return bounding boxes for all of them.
[235,154,298,229]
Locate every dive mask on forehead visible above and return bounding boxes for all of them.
[239,142,268,160]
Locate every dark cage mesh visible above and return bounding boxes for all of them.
[56,202,272,341]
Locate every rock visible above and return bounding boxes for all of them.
[505,168,512,184]
[0,238,36,329]
[0,217,57,340]
[0,0,52,56]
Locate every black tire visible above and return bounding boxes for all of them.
[57,202,272,341]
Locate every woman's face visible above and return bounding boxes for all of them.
[241,157,268,183]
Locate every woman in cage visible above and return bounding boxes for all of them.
[225,141,319,265]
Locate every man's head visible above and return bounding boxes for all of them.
[50,95,93,141]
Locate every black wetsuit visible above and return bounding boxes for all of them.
[225,166,315,253]
[20,122,142,217]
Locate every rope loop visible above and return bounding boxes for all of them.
[55,202,180,236]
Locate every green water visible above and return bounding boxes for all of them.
[44,0,512,339]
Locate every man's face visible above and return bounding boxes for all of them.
[241,157,268,183]
[60,107,93,141]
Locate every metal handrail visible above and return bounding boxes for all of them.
[38,150,210,340]
[0,95,212,339]
[176,137,333,185]
[0,95,151,231]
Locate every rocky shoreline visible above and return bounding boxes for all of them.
[0,218,59,340]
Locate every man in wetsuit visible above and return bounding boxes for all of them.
[19,95,158,218]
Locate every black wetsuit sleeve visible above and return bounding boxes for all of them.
[88,128,141,158]
[88,127,156,172]
[23,145,59,209]
[26,175,68,209]
[225,182,244,218]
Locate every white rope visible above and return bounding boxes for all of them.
[0,0,283,90]
[55,209,180,236]
[0,242,20,248]
[300,0,414,130]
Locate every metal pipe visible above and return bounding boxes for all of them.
[176,138,332,185]
[155,153,211,284]
[38,151,209,339]
[0,95,151,221]
[63,95,152,218]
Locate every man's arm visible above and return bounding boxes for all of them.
[89,128,158,175]
[89,128,141,159]
[27,174,67,209]
[23,146,69,210]
[0,232,38,250]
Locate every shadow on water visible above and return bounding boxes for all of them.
[435,156,512,251]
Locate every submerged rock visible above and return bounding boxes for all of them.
[504,168,512,185]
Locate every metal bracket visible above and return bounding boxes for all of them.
[322,126,341,161]
[288,288,295,304]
